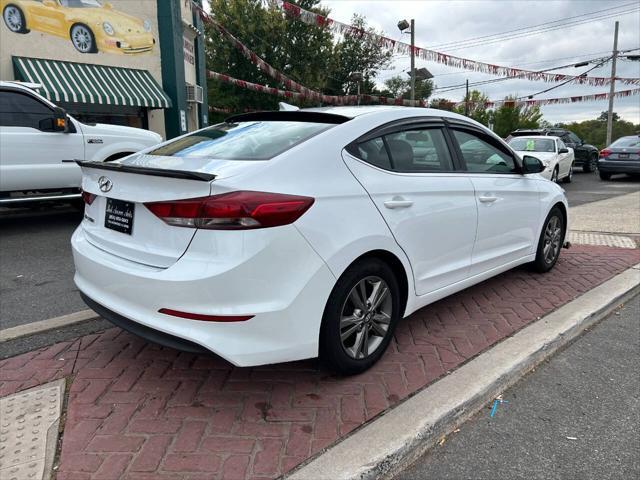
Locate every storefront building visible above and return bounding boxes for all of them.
[0,0,208,139]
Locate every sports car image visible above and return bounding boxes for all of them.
[1,0,155,54]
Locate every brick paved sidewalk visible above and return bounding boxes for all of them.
[1,246,639,480]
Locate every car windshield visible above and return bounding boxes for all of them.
[59,0,102,8]
[508,138,555,153]
[147,121,334,160]
[610,137,640,148]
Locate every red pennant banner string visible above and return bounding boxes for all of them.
[457,87,640,108]
[268,0,640,87]
[207,70,427,106]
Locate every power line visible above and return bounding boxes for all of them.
[428,2,639,50]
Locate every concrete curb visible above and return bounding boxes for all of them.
[286,263,640,480]
[0,310,99,342]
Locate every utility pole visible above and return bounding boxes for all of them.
[410,19,415,103]
[606,21,619,146]
[465,79,469,116]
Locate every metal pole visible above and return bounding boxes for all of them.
[357,81,360,106]
[465,79,469,116]
[606,21,619,146]
[410,19,415,104]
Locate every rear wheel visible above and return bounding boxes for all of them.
[583,154,597,173]
[599,171,612,181]
[320,258,400,375]
[562,164,573,183]
[3,5,29,33]
[531,207,565,273]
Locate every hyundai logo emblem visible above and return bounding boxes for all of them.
[98,176,113,193]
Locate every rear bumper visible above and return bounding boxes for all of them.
[597,160,640,174]
[72,225,336,367]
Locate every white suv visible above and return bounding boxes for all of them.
[0,81,162,205]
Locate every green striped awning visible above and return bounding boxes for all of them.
[13,56,172,109]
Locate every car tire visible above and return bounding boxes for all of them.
[319,258,401,375]
[3,5,29,33]
[70,24,98,54]
[562,164,573,183]
[599,171,612,181]
[582,154,597,173]
[551,167,559,183]
[531,206,566,273]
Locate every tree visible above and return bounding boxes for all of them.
[325,14,393,96]
[455,90,490,126]
[382,75,433,101]
[557,115,639,149]
[429,98,456,111]
[492,97,543,137]
[597,111,620,122]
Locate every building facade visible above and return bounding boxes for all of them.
[0,0,208,139]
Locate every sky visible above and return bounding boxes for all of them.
[322,0,640,124]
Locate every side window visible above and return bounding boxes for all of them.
[0,90,53,129]
[452,129,518,174]
[384,128,453,172]
[568,132,581,144]
[348,137,392,170]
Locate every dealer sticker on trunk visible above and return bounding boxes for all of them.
[105,198,135,235]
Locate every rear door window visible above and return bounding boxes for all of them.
[148,121,335,160]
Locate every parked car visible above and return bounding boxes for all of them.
[509,128,599,172]
[72,106,568,374]
[507,135,574,183]
[1,0,155,54]
[0,81,162,205]
[598,135,640,180]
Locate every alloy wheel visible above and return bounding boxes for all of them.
[340,276,392,359]
[543,215,562,265]
[71,25,93,53]
[3,6,22,31]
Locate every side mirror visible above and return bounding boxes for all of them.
[522,155,545,174]
[39,107,68,132]
[558,147,569,154]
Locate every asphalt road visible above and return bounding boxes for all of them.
[0,171,638,329]
[396,294,640,480]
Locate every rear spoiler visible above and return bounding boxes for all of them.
[225,111,350,124]
[75,160,216,182]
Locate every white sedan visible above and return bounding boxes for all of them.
[508,135,574,183]
[72,106,569,374]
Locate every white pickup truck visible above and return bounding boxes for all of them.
[0,81,162,205]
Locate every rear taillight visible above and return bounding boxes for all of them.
[81,190,96,205]
[599,149,611,158]
[144,191,315,230]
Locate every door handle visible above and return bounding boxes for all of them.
[478,195,498,203]
[384,197,413,209]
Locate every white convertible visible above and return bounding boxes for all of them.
[508,135,575,183]
[0,81,162,205]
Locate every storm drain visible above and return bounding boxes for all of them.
[567,231,637,249]
[0,379,65,480]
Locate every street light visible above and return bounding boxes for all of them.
[398,18,415,103]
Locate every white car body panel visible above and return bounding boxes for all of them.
[71,106,569,367]
[0,81,162,194]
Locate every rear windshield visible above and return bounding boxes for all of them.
[610,136,640,148]
[148,121,334,160]
[508,138,555,153]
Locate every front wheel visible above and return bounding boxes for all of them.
[562,164,573,183]
[599,171,612,181]
[3,5,29,33]
[70,24,97,53]
[551,167,559,183]
[583,154,597,173]
[319,258,400,375]
[531,207,566,273]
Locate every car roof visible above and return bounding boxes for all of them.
[509,135,557,140]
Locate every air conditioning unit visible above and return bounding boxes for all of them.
[186,84,203,104]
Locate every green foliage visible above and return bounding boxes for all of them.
[491,97,543,138]
[454,90,491,126]
[205,2,392,113]
[597,111,620,122]
[381,75,434,101]
[556,114,639,149]
[429,97,456,111]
